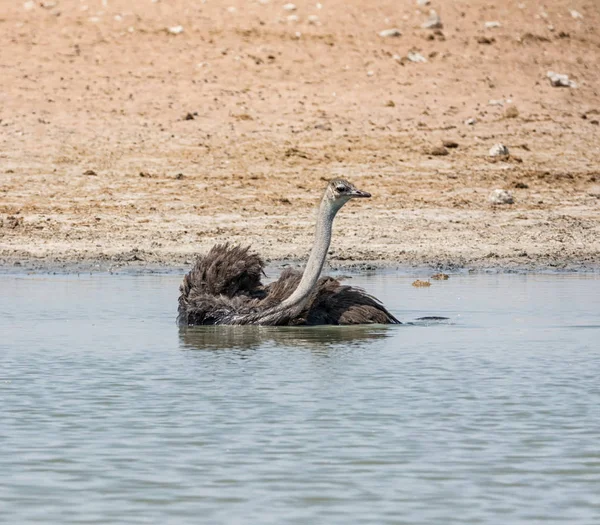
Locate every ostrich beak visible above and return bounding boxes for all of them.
[351,188,371,198]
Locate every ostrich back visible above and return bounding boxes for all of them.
[178,244,399,326]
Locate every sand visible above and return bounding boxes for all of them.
[1,0,599,272]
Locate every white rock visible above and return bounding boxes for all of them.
[307,15,320,24]
[367,70,374,77]
[489,143,509,157]
[484,21,501,29]
[379,28,402,37]
[407,51,427,63]
[465,117,477,125]
[570,9,583,19]
[417,0,430,5]
[167,25,184,34]
[89,16,100,23]
[41,1,57,8]
[422,10,442,29]
[547,71,577,88]
[227,6,237,13]
[488,99,504,106]
[114,14,122,21]
[316,3,322,9]
[283,3,296,10]
[287,14,299,22]
[392,53,402,61]
[517,3,526,8]
[489,189,514,205]
[23,1,35,10]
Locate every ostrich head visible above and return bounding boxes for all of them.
[325,179,371,212]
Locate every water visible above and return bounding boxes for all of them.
[1,271,599,524]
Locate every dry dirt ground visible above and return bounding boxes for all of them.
[1,0,599,272]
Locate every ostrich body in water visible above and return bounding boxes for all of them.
[177,180,399,326]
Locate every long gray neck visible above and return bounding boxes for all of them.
[279,196,338,310]
[229,194,343,325]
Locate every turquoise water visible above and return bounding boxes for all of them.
[1,271,599,524]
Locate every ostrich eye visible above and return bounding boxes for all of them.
[336,185,346,192]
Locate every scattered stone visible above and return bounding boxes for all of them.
[488,99,504,106]
[175,173,184,180]
[412,279,431,287]
[421,10,442,29]
[385,100,395,107]
[184,112,196,120]
[489,143,509,157]
[167,25,184,35]
[286,14,299,22]
[426,146,449,156]
[513,181,529,189]
[431,273,449,280]
[5,216,23,229]
[139,171,153,178]
[367,70,374,77]
[23,1,35,10]
[417,0,430,5]
[83,169,97,176]
[307,15,320,25]
[465,118,477,125]
[547,71,577,88]
[379,28,402,38]
[569,9,583,19]
[41,1,57,8]
[442,140,459,148]
[484,21,502,29]
[282,3,296,10]
[489,189,514,205]
[477,36,495,44]
[284,147,310,159]
[407,51,427,63]
[504,105,519,118]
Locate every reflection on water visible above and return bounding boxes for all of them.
[1,271,600,525]
[179,324,393,351]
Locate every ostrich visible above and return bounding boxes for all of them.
[178,179,400,326]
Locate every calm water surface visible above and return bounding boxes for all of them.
[1,271,599,524]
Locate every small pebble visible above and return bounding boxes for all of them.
[407,51,427,63]
[504,106,519,118]
[412,280,431,287]
[379,28,402,38]
[484,21,502,29]
[431,273,449,280]
[442,140,459,148]
[426,146,449,156]
[307,15,320,24]
[421,10,442,29]
[367,70,374,77]
[417,0,430,5]
[570,9,583,19]
[282,3,296,10]
[465,117,477,125]
[23,1,35,10]
[167,25,184,34]
[547,71,577,88]
[489,189,514,205]
[489,143,509,157]
[488,99,504,106]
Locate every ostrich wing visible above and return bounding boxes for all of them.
[178,244,266,325]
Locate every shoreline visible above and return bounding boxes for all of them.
[2,252,599,276]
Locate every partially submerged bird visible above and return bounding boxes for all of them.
[178,179,399,326]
